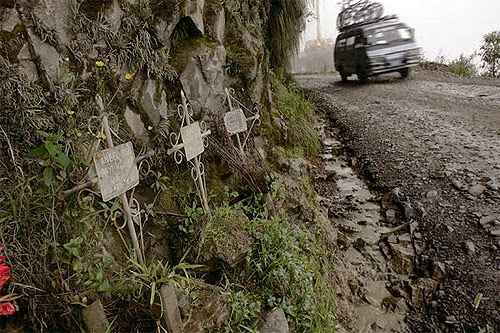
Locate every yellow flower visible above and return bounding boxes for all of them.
[147,126,153,131]
[76,132,82,137]
[67,110,74,115]
[125,73,133,80]
[111,68,117,73]
[100,133,107,140]
[95,60,105,67]
[64,57,70,62]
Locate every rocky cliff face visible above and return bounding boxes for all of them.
[1,0,270,142]
[1,1,328,331]
[0,0,276,330]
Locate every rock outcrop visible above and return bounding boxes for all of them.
[0,0,273,331]
[0,0,269,136]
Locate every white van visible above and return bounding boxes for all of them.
[334,16,421,83]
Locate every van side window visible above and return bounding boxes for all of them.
[354,35,365,47]
[346,37,355,48]
[337,39,346,49]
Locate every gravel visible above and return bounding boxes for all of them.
[297,69,500,332]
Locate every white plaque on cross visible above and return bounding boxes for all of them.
[93,141,139,202]
[224,108,248,135]
[180,121,205,162]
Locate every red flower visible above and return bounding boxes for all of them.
[0,302,16,316]
[0,263,10,291]
[0,246,17,316]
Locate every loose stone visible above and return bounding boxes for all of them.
[468,184,486,197]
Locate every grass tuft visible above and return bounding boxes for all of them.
[221,214,336,332]
[268,74,321,159]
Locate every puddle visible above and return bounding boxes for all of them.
[316,120,410,332]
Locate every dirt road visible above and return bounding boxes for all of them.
[297,69,500,332]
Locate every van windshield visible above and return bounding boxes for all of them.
[365,26,412,46]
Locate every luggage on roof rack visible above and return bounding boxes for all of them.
[339,14,400,32]
[336,1,384,31]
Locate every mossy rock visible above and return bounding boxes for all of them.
[169,16,204,74]
[189,209,254,271]
[179,279,230,332]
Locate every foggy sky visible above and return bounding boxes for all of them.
[303,0,500,62]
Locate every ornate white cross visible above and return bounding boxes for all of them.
[223,88,261,157]
[167,91,211,214]
[97,98,145,265]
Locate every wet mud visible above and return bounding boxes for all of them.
[315,120,409,332]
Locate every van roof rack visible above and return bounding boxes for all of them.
[338,14,399,32]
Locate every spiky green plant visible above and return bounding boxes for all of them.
[267,0,308,72]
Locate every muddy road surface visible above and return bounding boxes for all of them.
[297,70,500,332]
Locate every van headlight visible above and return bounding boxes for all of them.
[406,49,421,58]
[398,28,412,40]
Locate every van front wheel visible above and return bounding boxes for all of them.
[340,69,348,83]
[357,66,368,84]
[400,67,411,78]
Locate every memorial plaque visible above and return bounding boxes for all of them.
[180,122,204,161]
[224,108,247,135]
[93,142,139,202]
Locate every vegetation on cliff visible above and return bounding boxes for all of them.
[0,0,336,331]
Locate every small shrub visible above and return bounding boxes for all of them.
[480,30,500,77]
[449,53,477,77]
[221,203,336,332]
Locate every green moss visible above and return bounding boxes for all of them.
[157,170,195,216]
[203,1,224,41]
[169,37,203,74]
[0,24,26,61]
[150,0,183,22]
[169,15,206,74]
[224,21,257,84]
[276,76,320,156]
[223,0,265,37]
[200,207,253,265]
[262,75,320,166]
[225,41,254,81]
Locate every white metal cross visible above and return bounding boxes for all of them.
[167,91,211,214]
[223,88,261,157]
